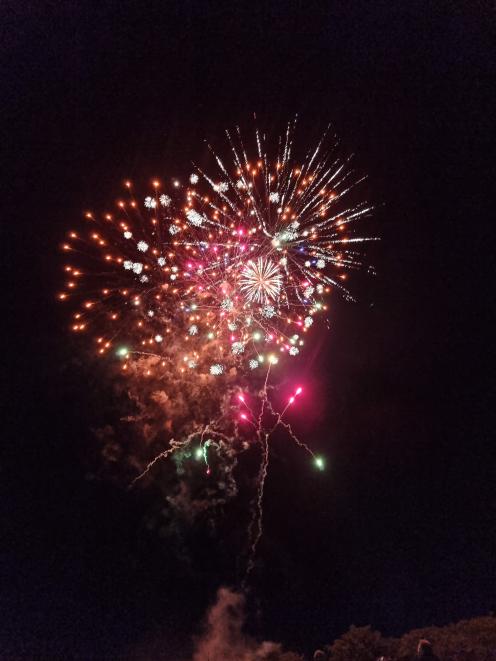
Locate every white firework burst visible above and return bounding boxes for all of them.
[239,257,282,304]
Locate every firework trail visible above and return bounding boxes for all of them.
[58,122,375,574]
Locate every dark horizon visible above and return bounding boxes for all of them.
[2,2,495,658]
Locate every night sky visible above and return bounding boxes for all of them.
[2,2,495,658]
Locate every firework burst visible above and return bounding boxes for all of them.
[239,257,282,304]
[58,122,376,573]
[59,122,376,378]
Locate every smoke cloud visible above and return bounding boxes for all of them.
[193,587,286,661]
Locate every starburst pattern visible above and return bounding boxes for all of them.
[239,258,282,304]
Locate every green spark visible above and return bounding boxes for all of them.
[314,456,325,471]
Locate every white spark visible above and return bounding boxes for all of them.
[269,192,279,203]
[186,209,205,227]
[132,262,143,274]
[157,257,166,266]
[304,286,314,298]
[210,363,224,375]
[189,173,199,184]
[262,304,276,318]
[137,241,149,252]
[189,324,198,335]
[169,224,180,235]
[123,260,133,270]
[155,334,163,342]
[213,181,229,193]
[231,341,244,355]
[144,196,157,209]
[159,194,171,207]
[123,231,132,239]
[221,298,234,312]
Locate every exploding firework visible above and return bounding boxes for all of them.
[59,122,375,376]
[58,122,376,573]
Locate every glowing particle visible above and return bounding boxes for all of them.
[132,262,143,274]
[123,260,133,270]
[262,304,276,319]
[195,447,204,460]
[144,196,157,209]
[228,322,238,331]
[186,209,205,227]
[157,257,166,266]
[317,259,325,269]
[249,359,259,369]
[231,341,244,355]
[304,286,314,298]
[316,284,324,294]
[169,224,180,235]
[148,310,154,317]
[314,456,325,471]
[189,173,199,184]
[221,298,234,312]
[137,241,149,252]
[269,192,279,203]
[139,275,149,283]
[155,334,163,342]
[159,194,171,207]
[116,347,129,357]
[210,363,224,375]
[213,181,229,193]
[268,354,278,365]
[304,316,313,328]
[189,324,198,335]
[123,231,132,239]
[289,346,299,356]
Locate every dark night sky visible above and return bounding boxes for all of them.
[2,2,495,658]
